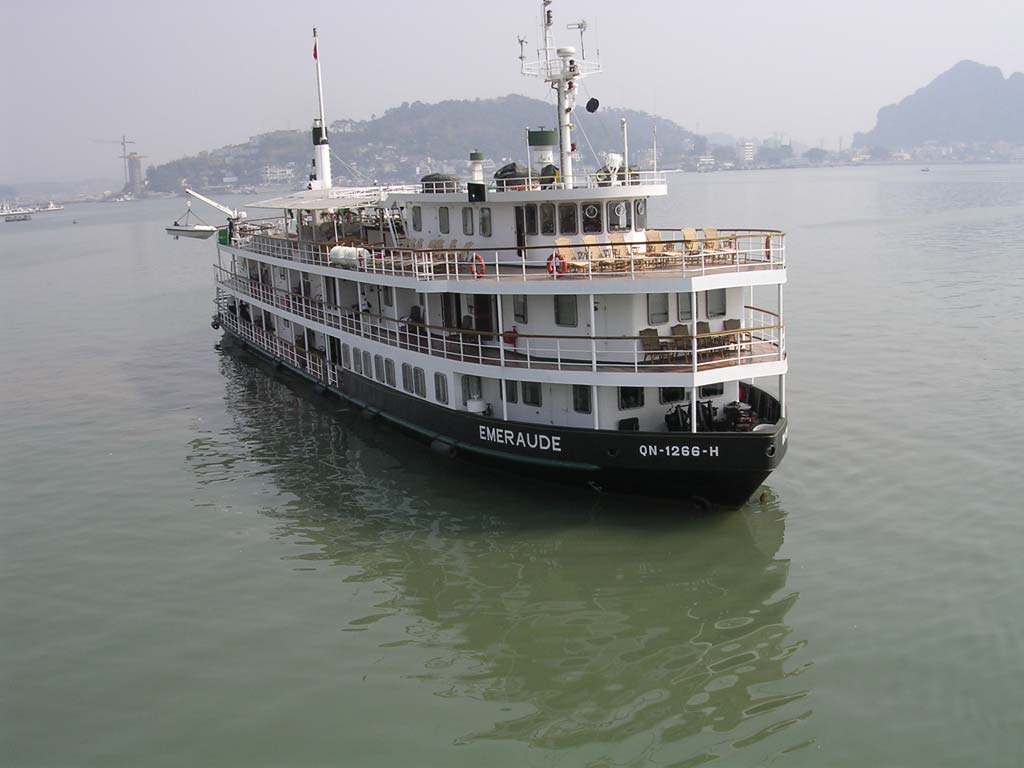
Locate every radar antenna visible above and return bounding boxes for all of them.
[566,20,587,59]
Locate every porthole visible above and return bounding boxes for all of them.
[636,200,646,215]
[614,202,626,217]
[584,204,599,219]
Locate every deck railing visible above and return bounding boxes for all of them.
[217,270,785,375]
[421,170,667,193]
[235,228,785,282]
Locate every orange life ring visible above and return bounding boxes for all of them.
[547,252,566,275]
[470,253,486,277]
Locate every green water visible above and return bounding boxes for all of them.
[3,166,1024,766]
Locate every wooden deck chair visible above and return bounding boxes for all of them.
[702,227,737,263]
[669,322,693,361]
[638,328,672,363]
[723,318,751,352]
[579,235,606,272]
[608,232,634,271]
[695,320,715,360]
[551,237,580,273]
[681,227,703,264]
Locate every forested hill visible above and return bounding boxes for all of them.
[146,94,703,192]
[854,60,1024,149]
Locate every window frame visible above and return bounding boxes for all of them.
[634,199,647,231]
[523,204,538,236]
[572,384,592,414]
[557,203,578,235]
[677,293,693,321]
[540,203,556,235]
[554,295,578,327]
[385,358,396,387]
[513,295,527,324]
[700,382,725,398]
[706,288,727,318]
[607,200,633,232]
[479,207,492,237]
[382,285,393,307]
[434,372,449,404]
[362,351,372,377]
[462,207,474,236]
[521,381,542,407]
[374,354,385,383]
[352,347,363,374]
[413,367,426,397]
[461,374,482,405]
[411,205,422,232]
[342,343,352,369]
[504,380,518,403]
[659,386,688,404]
[618,386,645,410]
[438,206,450,234]
[647,293,669,325]
[401,362,414,393]
[581,202,603,234]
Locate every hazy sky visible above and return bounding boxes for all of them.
[3,0,1023,183]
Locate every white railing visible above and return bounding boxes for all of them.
[219,309,328,383]
[236,229,785,283]
[217,271,785,375]
[426,170,668,193]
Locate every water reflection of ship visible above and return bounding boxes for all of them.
[192,346,811,761]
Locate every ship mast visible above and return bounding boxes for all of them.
[309,27,333,190]
[520,0,600,189]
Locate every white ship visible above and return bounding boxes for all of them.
[202,5,789,506]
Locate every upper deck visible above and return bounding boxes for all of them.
[230,226,785,289]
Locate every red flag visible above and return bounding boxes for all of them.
[313,41,318,61]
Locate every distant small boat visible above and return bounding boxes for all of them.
[5,213,31,222]
[166,223,218,239]
[920,167,930,172]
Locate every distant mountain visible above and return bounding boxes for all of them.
[854,60,1024,149]
[146,95,702,192]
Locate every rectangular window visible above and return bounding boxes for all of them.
[513,295,527,324]
[700,382,725,397]
[382,286,394,307]
[402,362,414,392]
[572,385,592,414]
[607,200,633,232]
[461,374,482,405]
[554,295,578,327]
[706,288,727,318]
[413,367,426,397]
[362,351,372,377]
[581,202,603,233]
[352,347,363,374]
[678,293,693,321]
[540,203,556,235]
[434,373,449,404]
[462,207,474,236]
[660,386,688,404]
[558,203,578,235]
[411,205,422,232]
[342,343,352,369]
[438,206,450,234]
[522,381,542,407]
[385,358,396,387]
[618,386,645,410]
[523,204,538,235]
[634,199,647,231]
[479,207,492,237]
[648,293,669,325]
[504,380,518,403]
[374,354,385,382]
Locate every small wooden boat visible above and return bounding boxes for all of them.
[166,223,217,239]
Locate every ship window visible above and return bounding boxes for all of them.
[504,380,518,403]
[434,373,449,404]
[461,375,482,405]
[540,203,556,235]
[554,295,578,327]
[558,203,577,235]
[385,358,396,387]
[362,351,372,376]
[522,381,542,407]
[513,295,527,323]
[462,207,474,236]
[374,354,385,382]
[382,286,393,307]
[523,204,538,235]
[677,293,693,321]
[411,206,422,232]
[479,207,492,237]
[352,347,363,374]
[700,382,724,397]
[618,387,645,410]
[342,344,352,369]
[582,202,603,233]
[647,293,669,325]
[438,206,450,234]
[607,200,632,232]
[572,385,592,414]
[706,288,727,318]
[634,199,647,231]
[660,387,688,404]
[402,362,414,392]
[413,367,426,397]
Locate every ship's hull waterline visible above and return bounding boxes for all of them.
[222,328,787,508]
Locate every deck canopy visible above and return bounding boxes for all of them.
[251,185,418,211]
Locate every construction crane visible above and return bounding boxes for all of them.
[94,135,136,189]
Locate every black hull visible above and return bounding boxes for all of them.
[225,331,787,508]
